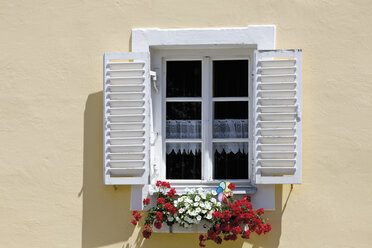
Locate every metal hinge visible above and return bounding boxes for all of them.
[150,70,158,93]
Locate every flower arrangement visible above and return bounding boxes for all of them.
[173,187,221,228]
[130,180,271,246]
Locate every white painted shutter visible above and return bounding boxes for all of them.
[253,49,302,184]
[103,52,150,185]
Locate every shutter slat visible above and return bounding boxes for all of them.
[258,83,296,90]
[257,121,296,128]
[254,49,302,184]
[258,128,296,136]
[259,59,296,67]
[258,67,296,75]
[259,75,296,83]
[108,168,146,177]
[107,69,145,77]
[258,152,296,159]
[104,52,150,185]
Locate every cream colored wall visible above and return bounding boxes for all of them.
[1,0,372,247]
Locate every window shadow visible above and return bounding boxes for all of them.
[82,91,141,248]
[82,91,284,248]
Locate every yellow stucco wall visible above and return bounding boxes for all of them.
[1,0,372,247]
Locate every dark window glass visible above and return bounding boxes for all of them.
[166,61,202,97]
[213,102,248,139]
[166,102,201,120]
[214,143,248,179]
[166,102,201,139]
[213,60,248,97]
[166,143,201,179]
[214,102,248,119]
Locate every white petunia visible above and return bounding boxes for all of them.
[195,207,201,213]
[196,215,202,221]
[212,190,217,196]
[179,208,185,213]
[193,202,199,207]
[206,213,212,219]
[211,198,217,203]
[195,196,201,202]
[199,202,205,208]
[202,209,207,214]
[168,217,174,222]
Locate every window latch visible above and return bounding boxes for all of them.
[150,70,158,93]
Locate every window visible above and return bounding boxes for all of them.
[103,27,302,210]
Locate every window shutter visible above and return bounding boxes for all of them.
[103,52,150,185]
[253,49,302,184]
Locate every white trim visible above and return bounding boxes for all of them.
[132,26,275,52]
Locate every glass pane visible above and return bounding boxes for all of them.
[166,143,201,179]
[213,102,248,138]
[166,102,201,139]
[213,60,248,97]
[213,142,248,179]
[166,61,202,97]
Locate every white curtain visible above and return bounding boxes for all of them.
[166,119,248,154]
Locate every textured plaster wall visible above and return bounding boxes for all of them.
[0,0,372,247]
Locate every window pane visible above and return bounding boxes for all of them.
[213,102,248,138]
[166,143,201,179]
[166,102,201,139]
[213,142,248,179]
[166,61,202,97]
[213,60,248,97]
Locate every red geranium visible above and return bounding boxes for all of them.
[142,228,152,239]
[200,185,271,246]
[155,211,163,221]
[228,183,236,190]
[156,197,165,205]
[167,188,176,198]
[130,219,137,225]
[143,198,150,205]
[256,208,265,215]
[155,180,171,188]
[232,226,241,235]
[154,221,162,229]
[132,211,141,221]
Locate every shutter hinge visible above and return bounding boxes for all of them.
[150,131,158,145]
[296,104,302,121]
[150,70,158,93]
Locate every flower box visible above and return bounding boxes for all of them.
[153,220,212,233]
[130,181,271,246]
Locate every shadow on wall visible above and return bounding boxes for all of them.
[82,91,284,248]
[82,91,142,248]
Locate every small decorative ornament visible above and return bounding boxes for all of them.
[216,181,233,203]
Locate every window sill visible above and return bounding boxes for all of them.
[148,183,257,195]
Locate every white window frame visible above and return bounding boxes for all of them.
[152,49,254,190]
[131,26,276,210]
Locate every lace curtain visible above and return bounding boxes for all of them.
[166,119,248,154]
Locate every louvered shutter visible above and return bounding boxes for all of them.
[253,49,302,184]
[103,52,150,185]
